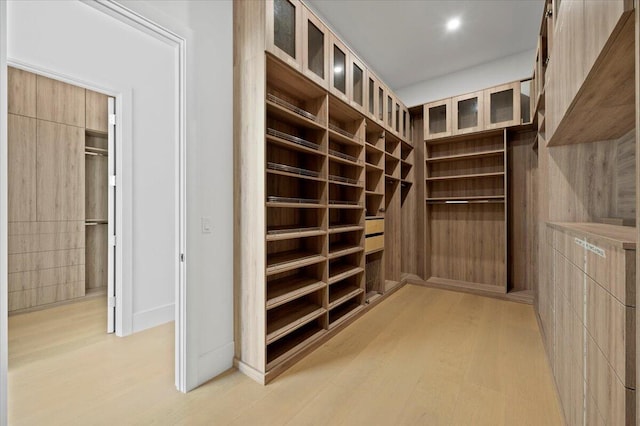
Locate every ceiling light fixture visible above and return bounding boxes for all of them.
[446,17,461,32]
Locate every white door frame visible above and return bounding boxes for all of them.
[0,5,188,422]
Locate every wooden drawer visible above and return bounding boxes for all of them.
[553,250,584,323]
[586,334,635,425]
[365,218,384,236]
[551,227,585,268]
[584,238,635,306]
[365,235,384,253]
[586,274,635,387]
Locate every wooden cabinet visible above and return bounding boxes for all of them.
[547,223,636,425]
[452,91,484,135]
[484,82,520,129]
[329,34,350,103]
[301,7,328,88]
[349,52,367,114]
[545,0,634,145]
[266,0,303,71]
[8,67,36,118]
[86,90,109,134]
[36,75,85,128]
[8,114,36,222]
[424,98,452,140]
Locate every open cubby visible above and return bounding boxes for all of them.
[328,160,364,187]
[329,274,363,309]
[328,139,363,165]
[365,194,384,217]
[266,288,325,344]
[267,119,326,153]
[267,143,326,181]
[401,162,412,181]
[266,206,326,238]
[426,132,504,158]
[329,207,364,231]
[365,251,384,297]
[329,183,364,207]
[385,154,400,179]
[426,156,504,178]
[329,229,364,259]
[328,293,363,328]
[266,234,326,275]
[365,145,384,168]
[267,173,326,206]
[329,96,364,143]
[427,176,504,200]
[385,134,400,158]
[266,262,326,309]
[266,317,326,369]
[328,252,364,284]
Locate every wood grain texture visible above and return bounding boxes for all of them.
[85,225,107,290]
[8,248,85,274]
[8,265,84,293]
[85,154,108,220]
[8,67,36,118]
[8,114,36,222]
[36,75,85,128]
[8,281,84,312]
[36,120,85,221]
[85,90,108,133]
[7,286,564,425]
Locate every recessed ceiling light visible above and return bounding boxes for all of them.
[446,17,461,32]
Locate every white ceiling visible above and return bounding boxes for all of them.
[306,0,544,91]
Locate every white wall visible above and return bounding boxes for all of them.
[7,1,177,331]
[396,49,536,107]
[116,0,235,390]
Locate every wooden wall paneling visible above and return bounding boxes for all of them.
[8,281,85,312]
[614,130,636,220]
[384,179,401,286]
[36,120,85,221]
[636,6,639,423]
[85,154,108,220]
[8,67,36,118]
[8,265,84,293]
[8,247,85,275]
[8,114,36,222]
[234,0,268,377]
[410,110,427,280]
[85,225,108,291]
[85,90,109,134]
[36,75,85,128]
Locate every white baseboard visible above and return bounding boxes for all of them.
[132,303,174,333]
[193,341,235,390]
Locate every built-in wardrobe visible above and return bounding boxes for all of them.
[7,67,111,313]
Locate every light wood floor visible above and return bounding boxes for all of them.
[8,284,564,425]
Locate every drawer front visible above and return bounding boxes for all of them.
[552,228,585,269]
[586,334,635,425]
[365,235,384,253]
[584,239,635,306]
[365,218,384,236]
[586,274,635,387]
[554,250,584,324]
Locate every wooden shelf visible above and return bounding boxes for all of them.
[365,190,384,197]
[266,227,325,241]
[329,285,364,309]
[329,225,364,234]
[365,142,385,155]
[329,264,364,284]
[266,201,326,209]
[328,299,363,329]
[365,163,384,173]
[426,149,504,163]
[266,322,326,370]
[266,130,324,156]
[426,195,505,203]
[328,175,362,188]
[426,172,504,182]
[266,276,326,310]
[266,299,326,344]
[266,168,325,183]
[328,128,362,146]
[328,203,364,210]
[547,222,636,250]
[267,100,326,131]
[328,243,364,260]
[266,251,326,276]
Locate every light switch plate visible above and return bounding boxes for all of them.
[201,217,212,233]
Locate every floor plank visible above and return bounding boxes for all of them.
[8,284,564,425]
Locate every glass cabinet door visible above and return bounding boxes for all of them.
[267,0,302,70]
[349,53,367,114]
[424,98,452,140]
[483,82,521,130]
[395,102,400,134]
[329,34,350,102]
[302,7,328,88]
[452,91,484,135]
[387,95,393,129]
[368,77,375,118]
[377,85,385,123]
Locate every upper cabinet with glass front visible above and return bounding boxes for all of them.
[424,99,452,140]
[484,82,521,129]
[452,91,484,135]
[301,7,329,88]
[329,34,350,103]
[266,0,303,71]
[349,53,367,114]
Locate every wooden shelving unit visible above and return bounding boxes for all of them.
[424,129,507,294]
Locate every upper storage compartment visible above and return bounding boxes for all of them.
[301,7,329,88]
[267,0,303,71]
[545,0,634,146]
